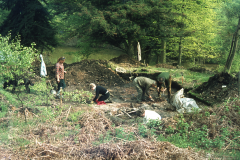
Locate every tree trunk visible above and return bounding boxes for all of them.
[125,36,135,57]
[156,52,160,64]
[143,46,151,64]
[178,37,182,65]
[134,41,138,60]
[159,39,166,63]
[225,17,240,73]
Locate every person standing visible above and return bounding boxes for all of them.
[133,76,157,103]
[90,83,112,104]
[56,57,67,97]
[156,72,172,101]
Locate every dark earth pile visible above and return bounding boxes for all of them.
[191,72,238,105]
[34,59,125,91]
[109,54,141,67]
[189,66,215,74]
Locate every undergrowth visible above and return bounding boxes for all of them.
[0,78,240,159]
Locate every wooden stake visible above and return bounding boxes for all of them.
[60,87,62,107]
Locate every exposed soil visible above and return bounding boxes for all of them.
[2,55,240,159]
[191,72,238,105]
[34,59,125,91]
[109,54,142,67]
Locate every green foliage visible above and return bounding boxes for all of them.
[31,78,54,105]
[146,119,162,130]
[93,127,135,145]
[176,115,190,134]
[138,123,156,138]
[64,89,93,104]
[165,126,175,134]
[0,0,57,50]
[95,131,112,145]
[0,34,36,81]
[0,89,19,107]
[68,110,85,122]
[115,128,135,141]
[0,9,9,26]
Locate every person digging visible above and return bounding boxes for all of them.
[156,72,172,102]
[133,76,157,103]
[90,83,113,105]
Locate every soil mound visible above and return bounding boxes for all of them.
[110,54,141,67]
[189,66,215,74]
[34,59,125,91]
[191,72,238,105]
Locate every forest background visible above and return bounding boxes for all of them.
[0,0,240,71]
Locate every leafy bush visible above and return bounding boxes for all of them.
[68,110,85,122]
[0,33,37,81]
[65,89,93,104]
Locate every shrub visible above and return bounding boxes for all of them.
[0,33,37,84]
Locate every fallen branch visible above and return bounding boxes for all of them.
[116,110,137,117]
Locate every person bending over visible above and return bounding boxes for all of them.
[90,83,112,104]
[156,72,172,101]
[133,76,157,103]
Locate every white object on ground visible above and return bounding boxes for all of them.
[171,88,201,114]
[50,89,57,95]
[116,67,126,73]
[144,110,161,123]
[40,54,47,77]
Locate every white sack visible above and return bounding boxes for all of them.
[144,110,161,123]
[137,42,141,61]
[40,54,47,77]
[171,88,201,114]
[116,67,126,73]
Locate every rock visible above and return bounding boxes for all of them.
[152,103,161,108]
[50,89,57,95]
[140,103,152,110]
[116,67,126,73]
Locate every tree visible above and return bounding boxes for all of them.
[169,0,220,65]
[221,0,240,73]
[0,0,57,51]
[0,33,36,82]
[0,8,10,26]
[48,0,182,59]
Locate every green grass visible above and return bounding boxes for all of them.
[44,46,125,64]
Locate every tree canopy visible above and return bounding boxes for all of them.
[47,0,222,64]
[0,0,57,51]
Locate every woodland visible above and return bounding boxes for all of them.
[1,0,240,159]
[0,0,240,72]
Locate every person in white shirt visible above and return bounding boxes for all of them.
[138,108,161,123]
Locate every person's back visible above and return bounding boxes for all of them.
[156,72,172,101]
[157,72,170,87]
[136,76,156,87]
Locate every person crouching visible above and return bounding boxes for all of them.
[89,83,112,105]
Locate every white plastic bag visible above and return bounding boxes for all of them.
[144,110,161,123]
[40,54,47,77]
[171,88,201,113]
